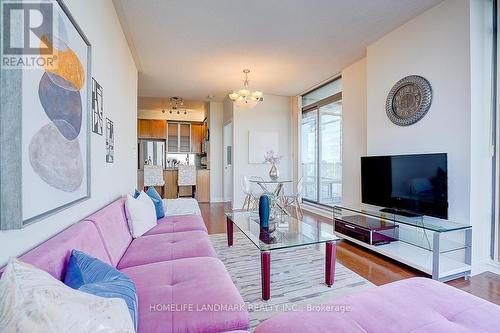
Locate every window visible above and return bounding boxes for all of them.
[301,78,342,208]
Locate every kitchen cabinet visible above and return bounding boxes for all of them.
[151,120,167,138]
[167,122,191,153]
[191,124,203,153]
[179,123,191,152]
[167,122,178,152]
[164,170,179,199]
[138,119,166,139]
[196,169,210,202]
[138,119,151,138]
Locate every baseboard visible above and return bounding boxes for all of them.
[210,197,225,203]
[302,203,333,219]
[483,260,500,276]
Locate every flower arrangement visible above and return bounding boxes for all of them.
[264,150,283,165]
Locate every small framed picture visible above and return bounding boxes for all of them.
[105,118,114,163]
[92,78,103,135]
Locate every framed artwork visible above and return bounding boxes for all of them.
[92,78,103,135]
[248,131,279,164]
[105,118,114,163]
[0,0,91,229]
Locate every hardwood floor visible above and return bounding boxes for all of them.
[199,202,500,305]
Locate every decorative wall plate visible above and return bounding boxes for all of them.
[385,75,432,126]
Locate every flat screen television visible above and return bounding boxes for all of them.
[361,153,448,219]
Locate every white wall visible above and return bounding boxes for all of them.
[232,95,292,208]
[341,58,367,205]
[469,0,494,269]
[290,96,301,193]
[366,0,494,272]
[0,0,137,267]
[209,101,224,202]
[223,97,234,124]
[367,0,471,224]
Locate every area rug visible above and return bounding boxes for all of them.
[210,232,375,330]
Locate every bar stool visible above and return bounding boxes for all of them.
[178,164,196,198]
[144,165,165,198]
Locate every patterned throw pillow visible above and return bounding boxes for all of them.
[64,250,138,331]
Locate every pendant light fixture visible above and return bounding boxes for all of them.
[162,97,187,115]
[228,69,263,109]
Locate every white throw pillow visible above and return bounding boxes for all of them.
[0,258,134,333]
[125,191,157,238]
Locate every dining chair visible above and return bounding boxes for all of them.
[282,177,303,218]
[242,176,258,210]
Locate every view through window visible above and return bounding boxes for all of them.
[301,78,342,207]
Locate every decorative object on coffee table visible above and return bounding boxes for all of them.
[385,75,432,126]
[258,195,270,229]
[264,150,282,180]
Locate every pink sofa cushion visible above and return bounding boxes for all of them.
[84,198,133,266]
[116,231,216,269]
[255,277,500,333]
[144,214,207,235]
[120,257,249,333]
[13,221,111,281]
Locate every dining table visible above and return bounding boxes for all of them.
[250,178,293,215]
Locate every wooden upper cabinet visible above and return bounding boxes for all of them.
[150,120,167,139]
[167,122,178,152]
[138,119,151,138]
[191,124,203,153]
[179,123,191,152]
[138,119,166,139]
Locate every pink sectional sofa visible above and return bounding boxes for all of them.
[255,277,500,333]
[5,197,249,333]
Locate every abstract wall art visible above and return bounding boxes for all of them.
[105,118,114,163]
[248,131,279,164]
[92,78,103,135]
[0,0,91,229]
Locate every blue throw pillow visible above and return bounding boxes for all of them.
[146,186,165,219]
[64,250,138,331]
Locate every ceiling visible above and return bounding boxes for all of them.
[113,0,442,101]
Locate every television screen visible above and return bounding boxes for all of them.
[361,153,448,219]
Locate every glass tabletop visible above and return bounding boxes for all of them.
[334,204,471,232]
[225,211,339,251]
[249,179,293,184]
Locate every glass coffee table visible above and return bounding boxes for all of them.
[225,211,340,300]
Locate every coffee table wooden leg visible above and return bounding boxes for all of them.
[226,217,233,247]
[325,241,336,287]
[261,251,271,300]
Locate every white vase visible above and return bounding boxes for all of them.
[269,163,279,180]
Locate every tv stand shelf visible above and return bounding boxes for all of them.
[333,205,472,282]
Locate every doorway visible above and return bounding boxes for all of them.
[223,122,233,203]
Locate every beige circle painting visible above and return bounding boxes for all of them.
[29,32,85,192]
